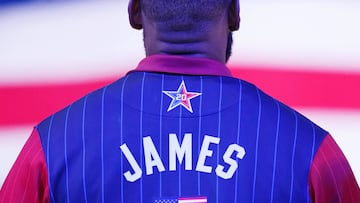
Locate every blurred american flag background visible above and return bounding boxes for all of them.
[0,0,359,186]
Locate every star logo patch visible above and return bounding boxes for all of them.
[163,81,202,113]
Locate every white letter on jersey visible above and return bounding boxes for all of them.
[196,135,220,173]
[143,136,165,175]
[169,133,192,171]
[215,144,246,179]
[120,144,142,182]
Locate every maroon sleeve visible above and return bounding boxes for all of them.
[309,134,360,202]
[0,129,49,203]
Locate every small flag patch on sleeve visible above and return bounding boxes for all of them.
[154,196,207,203]
[178,197,207,203]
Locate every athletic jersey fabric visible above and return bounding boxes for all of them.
[1,55,359,203]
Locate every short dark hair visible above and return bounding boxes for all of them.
[141,0,231,30]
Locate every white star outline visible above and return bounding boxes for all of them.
[162,80,202,113]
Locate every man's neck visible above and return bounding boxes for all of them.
[142,16,229,63]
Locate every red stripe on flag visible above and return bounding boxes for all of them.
[231,65,360,109]
[1,65,360,126]
[0,79,114,127]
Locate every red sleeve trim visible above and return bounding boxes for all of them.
[309,134,360,203]
[0,129,49,203]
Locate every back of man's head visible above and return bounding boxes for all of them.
[130,0,239,62]
[140,0,232,30]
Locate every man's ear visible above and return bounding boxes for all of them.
[128,0,142,29]
[228,0,240,31]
